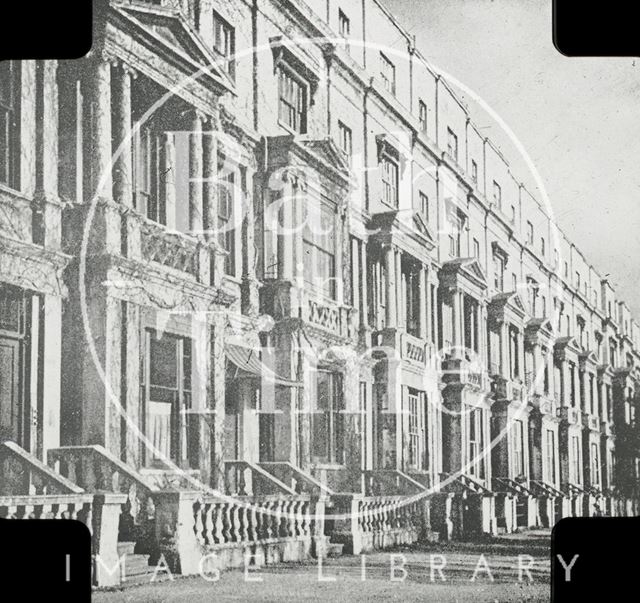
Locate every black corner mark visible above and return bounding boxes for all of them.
[553,0,640,57]
[0,0,93,60]
[0,519,92,601]
[551,517,640,601]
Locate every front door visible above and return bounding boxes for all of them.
[0,285,27,447]
[144,329,193,468]
[0,337,22,442]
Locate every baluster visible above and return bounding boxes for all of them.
[214,502,224,545]
[222,503,232,543]
[203,502,214,547]
[289,500,297,538]
[238,505,248,543]
[268,500,278,540]
[193,499,204,546]
[247,503,258,542]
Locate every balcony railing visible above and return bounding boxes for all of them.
[582,414,600,432]
[140,221,201,278]
[304,295,355,340]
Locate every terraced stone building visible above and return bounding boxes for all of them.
[0,0,639,585]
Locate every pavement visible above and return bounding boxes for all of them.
[93,530,552,602]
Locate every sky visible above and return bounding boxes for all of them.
[384,0,640,318]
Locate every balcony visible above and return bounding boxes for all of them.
[531,393,556,416]
[261,281,355,341]
[601,420,613,437]
[582,414,600,432]
[140,220,202,278]
[374,329,434,368]
[441,357,489,392]
[491,376,526,404]
[305,295,354,340]
[557,406,580,425]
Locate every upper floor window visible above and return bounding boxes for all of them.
[277,65,307,134]
[448,211,464,257]
[212,11,235,77]
[134,124,166,224]
[471,159,478,184]
[379,52,396,95]
[575,271,581,288]
[338,9,350,39]
[554,248,559,267]
[446,127,458,162]
[337,121,352,162]
[418,100,428,133]
[540,236,546,257]
[492,180,502,210]
[0,60,20,189]
[473,238,480,259]
[419,191,429,222]
[217,155,239,276]
[303,202,337,300]
[493,251,505,292]
[510,205,516,224]
[380,149,399,208]
[526,220,534,245]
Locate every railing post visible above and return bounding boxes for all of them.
[92,492,128,587]
[311,497,328,558]
[153,491,202,576]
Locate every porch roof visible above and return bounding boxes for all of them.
[226,344,303,388]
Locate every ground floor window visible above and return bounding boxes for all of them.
[311,370,344,464]
[407,389,427,471]
[545,429,556,484]
[0,285,28,446]
[590,443,600,487]
[144,329,196,468]
[571,435,581,483]
[512,419,525,478]
[467,406,485,480]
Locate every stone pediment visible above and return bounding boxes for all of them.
[301,138,352,176]
[525,317,555,346]
[488,291,528,326]
[554,336,582,361]
[579,349,600,369]
[441,257,487,291]
[114,2,235,94]
[368,209,436,257]
[265,136,353,189]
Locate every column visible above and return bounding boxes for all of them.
[385,245,396,328]
[351,237,360,316]
[452,291,462,351]
[419,265,427,340]
[395,250,403,329]
[164,132,177,230]
[360,241,368,327]
[37,60,62,249]
[189,111,204,233]
[88,56,113,198]
[277,178,295,281]
[202,119,220,284]
[112,64,134,208]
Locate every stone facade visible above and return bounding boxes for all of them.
[1,1,640,575]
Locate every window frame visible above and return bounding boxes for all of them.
[418,99,428,133]
[277,63,308,134]
[0,60,21,190]
[379,52,396,96]
[212,10,236,78]
[446,127,459,162]
[380,148,399,208]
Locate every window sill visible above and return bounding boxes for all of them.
[277,119,305,137]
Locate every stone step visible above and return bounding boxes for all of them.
[117,541,136,557]
[326,542,344,558]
